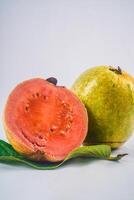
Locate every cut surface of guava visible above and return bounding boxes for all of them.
[4,78,88,162]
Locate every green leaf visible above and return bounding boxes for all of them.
[0,140,127,170]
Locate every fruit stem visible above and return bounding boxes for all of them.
[117,66,122,74]
[109,66,122,75]
[46,77,57,85]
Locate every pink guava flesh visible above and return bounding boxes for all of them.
[4,78,88,162]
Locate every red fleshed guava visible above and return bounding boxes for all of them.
[3,78,88,162]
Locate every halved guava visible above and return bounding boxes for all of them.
[3,78,88,162]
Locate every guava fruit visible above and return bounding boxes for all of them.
[3,78,88,162]
[72,66,134,148]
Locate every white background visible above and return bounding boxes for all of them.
[0,0,134,200]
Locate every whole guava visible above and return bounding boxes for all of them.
[72,66,134,148]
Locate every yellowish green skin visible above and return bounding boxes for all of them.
[72,66,134,148]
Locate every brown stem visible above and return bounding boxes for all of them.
[109,66,122,74]
[117,66,122,74]
[46,77,57,85]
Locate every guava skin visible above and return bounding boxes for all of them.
[72,66,134,148]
